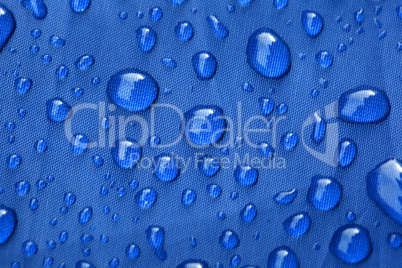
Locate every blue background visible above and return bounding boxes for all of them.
[0,0,402,267]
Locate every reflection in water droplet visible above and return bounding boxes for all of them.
[301,11,323,38]
[330,224,372,264]
[247,28,291,78]
[107,68,159,112]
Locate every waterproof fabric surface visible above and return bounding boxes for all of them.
[0,0,402,267]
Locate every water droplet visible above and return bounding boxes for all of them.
[107,68,159,112]
[56,65,69,79]
[342,24,351,32]
[231,192,238,200]
[235,166,258,186]
[242,82,254,92]
[146,226,167,261]
[149,7,162,22]
[129,179,138,190]
[64,192,76,205]
[177,260,209,268]
[259,98,274,116]
[0,206,16,244]
[75,261,95,268]
[21,0,47,20]
[30,44,39,54]
[30,198,38,210]
[192,52,217,80]
[79,207,92,224]
[135,188,157,209]
[18,108,26,117]
[367,158,402,225]
[126,244,140,259]
[15,78,32,95]
[373,18,382,29]
[36,179,46,189]
[119,12,127,20]
[49,35,66,47]
[338,138,357,167]
[338,43,346,52]
[387,232,402,249]
[70,0,91,13]
[231,255,241,267]
[397,6,402,19]
[71,134,88,155]
[267,247,299,268]
[274,0,287,10]
[316,51,333,68]
[35,139,47,152]
[136,26,157,52]
[8,155,21,169]
[0,5,15,52]
[277,103,288,114]
[59,231,68,243]
[273,189,297,204]
[301,11,323,38]
[184,105,225,145]
[207,15,228,39]
[75,55,94,70]
[161,57,177,68]
[182,189,196,205]
[47,240,56,250]
[190,236,197,248]
[207,184,222,198]
[307,176,341,210]
[22,240,37,256]
[378,30,386,40]
[172,0,186,5]
[42,54,52,63]
[175,21,193,41]
[153,153,180,182]
[346,211,356,222]
[111,139,142,169]
[330,224,372,264]
[219,230,239,249]
[246,28,291,78]
[283,212,310,237]
[312,112,326,144]
[241,203,257,222]
[281,132,298,150]
[217,211,226,220]
[354,9,364,25]
[15,181,29,195]
[375,5,382,16]
[198,155,220,177]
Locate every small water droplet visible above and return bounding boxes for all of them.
[35,139,47,152]
[308,176,341,210]
[192,52,217,80]
[136,26,157,52]
[283,212,310,237]
[219,230,239,249]
[15,78,32,95]
[182,189,196,205]
[135,188,157,209]
[316,51,333,68]
[207,184,222,198]
[302,11,323,38]
[75,55,94,70]
[49,35,66,47]
[149,7,162,22]
[71,134,89,155]
[274,0,287,10]
[281,132,298,150]
[69,0,90,13]
[274,189,297,204]
[79,207,92,224]
[234,166,258,186]
[22,240,37,256]
[241,203,257,222]
[338,138,357,167]
[387,232,402,249]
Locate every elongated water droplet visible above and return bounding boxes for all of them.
[387,232,402,249]
[241,203,256,222]
[192,52,217,80]
[0,5,15,52]
[338,86,390,123]
[70,0,90,13]
[268,246,299,268]
[147,226,167,261]
[112,139,142,169]
[259,98,274,116]
[219,230,239,249]
[0,206,16,244]
[307,175,341,210]
[274,189,297,204]
[301,11,323,38]
[79,207,92,224]
[283,213,310,237]
[354,9,364,25]
[235,166,258,186]
[184,105,225,145]
[107,69,159,112]
[182,189,196,206]
[312,112,326,144]
[71,134,88,155]
[281,132,298,150]
[46,98,71,122]
[136,26,156,52]
[338,138,356,167]
[21,0,47,20]
[367,158,402,225]
[207,15,228,39]
[149,7,162,21]
[246,28,291,78]
[126,244,140,259]
[330,224,372,264]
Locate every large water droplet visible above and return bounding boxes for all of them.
[207,15,228,39]
[241,203,257,222]
[274,189,297,204]
[192,52,217,80]
[219,230,239,249]
[301,11,323,38]
[367,158,402,225]
[0,206,16,244]
[267,246,299,268]
[70,0,90,13]
[175,21,193,41]
[177,260,209,268]
[46,98,71,122]
[283,213,310,237]
[79,207,92,224]
[312,112,326,144]
[107,68,159,112]
[184,105,225,146]
[0,4,15,53]
[153,154,180,182]
[198,155,220,177]
[234,166,258,186]
[21,0,47,20]
[135,188,157,209]
[338,138,356,167]
[246,28,291,78]
[307,175,341,210]
[330,224,372,264]
[338,86,390,123]
[136,26,156,52]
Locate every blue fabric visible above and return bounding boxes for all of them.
[0,0,402,267]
